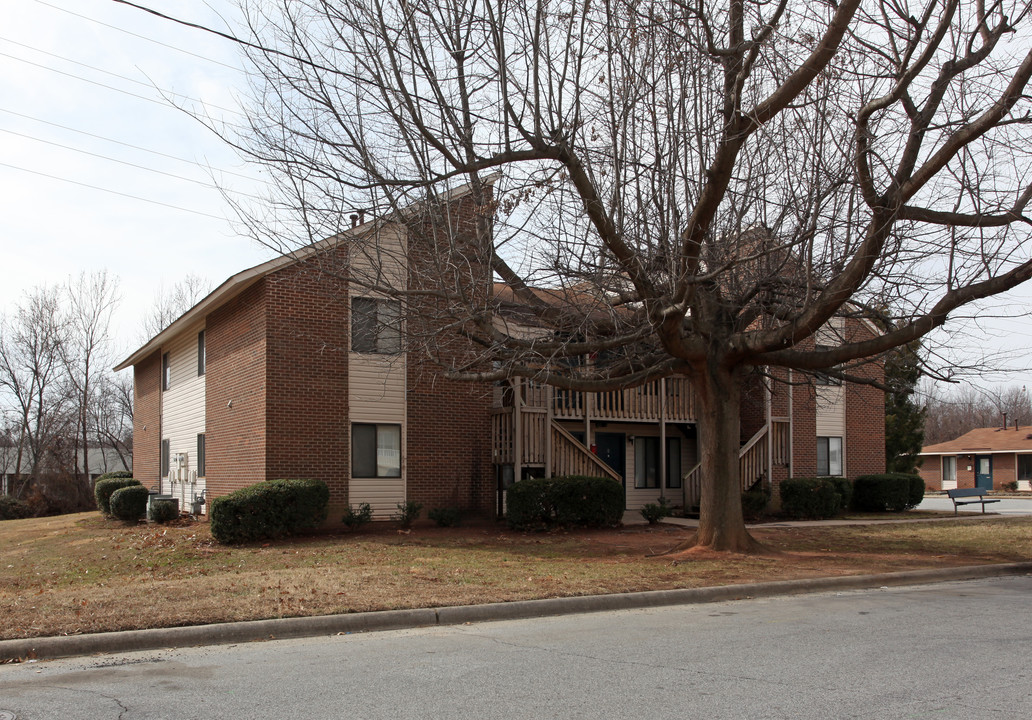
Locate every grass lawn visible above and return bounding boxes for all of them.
[1,512,1030,641]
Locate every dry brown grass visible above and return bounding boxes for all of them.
[1,512,1030,640]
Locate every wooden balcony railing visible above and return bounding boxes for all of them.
[502,377,696,423]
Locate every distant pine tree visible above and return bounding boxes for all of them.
[885,342,925,474]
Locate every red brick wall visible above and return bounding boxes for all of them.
[205,281,268,499]
[739,369,767,443]
[264,257,350,515]
[991,453,1015,490]
[132,351,161,490]
[844,363,885,478]
[792,376,818,477]
[918,455,942,490]
[404,187,495,515]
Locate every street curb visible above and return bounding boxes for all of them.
[3,562,1030,662]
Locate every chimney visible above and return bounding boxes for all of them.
[350,213,359,228]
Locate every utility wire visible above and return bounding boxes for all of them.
[0,35,246,119]
[0,127,266,200]
[0,160,227,221]
[37,0,243,72]
[0,107,264,183]
[0,50,247,122]
[108,0,339,75]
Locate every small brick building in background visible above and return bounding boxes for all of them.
[919,426,1032,492]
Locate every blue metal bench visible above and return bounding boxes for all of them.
[946,487,1000,514]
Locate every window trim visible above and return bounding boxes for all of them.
[942,456,957,484]
[817,436,843,476]
[351,423,402,478]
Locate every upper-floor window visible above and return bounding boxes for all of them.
[197,434,206,477]
[161,352,171,391]
[197,330,206,376]
[351,297,401,354]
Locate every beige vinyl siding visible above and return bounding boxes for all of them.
[815,385,846,437]
[348,222,407,518]
[161,323,206,512]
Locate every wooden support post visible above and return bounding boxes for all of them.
[514,378,523,483]
[545,384,553,479]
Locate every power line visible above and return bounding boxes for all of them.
[37,0,243,72]
[0,127,266,200]
[0,35,246,119]
[0,160,228,221]
[0,50,247,121]
[0,107,264,183]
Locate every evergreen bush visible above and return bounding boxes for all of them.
[428,506,462,527]
[109,485,150,522]
[779,477,841,519]
[741,488,770,521]
[148,498,179,524]
[852,473,924,512]
[94,477,141,516]
[209,478,329,544]
[507,475,624,529]
[0,496,32,521]
[342,502,374,530]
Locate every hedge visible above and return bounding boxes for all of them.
[0,496,31,521]
[825,476,853,511]
[741,488,770,521]
[95,477,141,516]
[149,498,180,524]
[507,475,624,529]
[97,471,135,481]
[780,477,842,519]
[852,473,924,512]
[110,485,150,522]
[210,478,330,544]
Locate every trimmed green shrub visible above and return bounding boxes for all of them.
[342,502,374,530]
[149,498,179,524]
[0,496,32,521]
[852,473,924,512]
[507,475,624,529]
[393,500,423,528]
[640,497,672,524]
[428,506,462,527]
[780,477,842,519]
[506,477,554,530]
[94,477,141,516]
[741,488,770,521]
[1002,480,1019,492]
[109,485,150,522]
[551,476,624,527]
[210,478,330,544]
[825,476,853,511]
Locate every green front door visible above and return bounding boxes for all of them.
[975,455,993,490]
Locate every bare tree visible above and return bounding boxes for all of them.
[92,371,134,472]
[0,287,72,497]
[923,382,1032,444]
[63,271,120,502]
[141,274,212,339]
[210,0,1032,550]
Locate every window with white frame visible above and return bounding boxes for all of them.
[941,456,957,485]
[351,298,401,354]
[817,436,843,476]
[1017,455,1032,481]
[352,423,401,478]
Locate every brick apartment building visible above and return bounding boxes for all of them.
[115,182,886,521]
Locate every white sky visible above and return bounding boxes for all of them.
[0,0,1029,392]
[1,0,273,361]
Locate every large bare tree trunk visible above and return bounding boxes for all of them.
[694,360,763,552]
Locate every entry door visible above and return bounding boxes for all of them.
[975,455,993,490]
[594,432,626,481]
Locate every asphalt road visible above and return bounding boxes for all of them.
[2,575,1031,719]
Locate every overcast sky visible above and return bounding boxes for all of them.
[1,0,272,360]
[1,0,1029,389]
